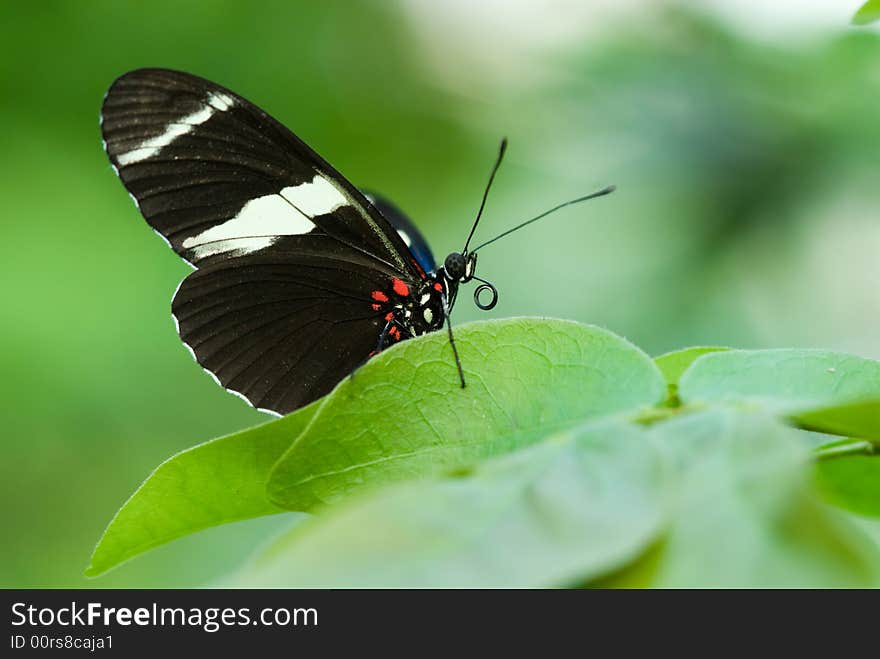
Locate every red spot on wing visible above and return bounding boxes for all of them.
[371,290,389,302]
[433,282,443,292]
[392,278,410,297]
[372,303,381,311]
[385,312,394,321]
[389,326,402,340]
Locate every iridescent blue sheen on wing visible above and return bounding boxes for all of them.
[363,191,437,274]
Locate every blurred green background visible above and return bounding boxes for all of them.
[1,1,878,587]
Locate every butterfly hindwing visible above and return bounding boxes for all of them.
[364,191,436,274]
[172,241,391,414]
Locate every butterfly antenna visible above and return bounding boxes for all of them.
[470,185,616,253]
[462,138,508,254]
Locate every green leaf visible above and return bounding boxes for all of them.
[678,349,880,414]
[585,540,666,588]
[815,453,880,518]
[654,346,729,406]
[853,0,880,25]
[655,346,730,386]
[241,408,880,587]
[793,399,880,444]
[267,319,666,511]
[647,409,879,587]
[236,418,670,587]
[86,402,320,577]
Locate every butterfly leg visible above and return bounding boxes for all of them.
[375,318,394,354]
[348,318,396,382]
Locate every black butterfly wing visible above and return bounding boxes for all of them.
[100,68,418,274]
[172,238,390,415]
[101,68,429,415]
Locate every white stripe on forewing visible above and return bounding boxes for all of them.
[279,175,348,217]
[116,91,235,166]
[179,174,352,260]
[208,91,235,112]
[187,236,278,260]
[181,193,315,258]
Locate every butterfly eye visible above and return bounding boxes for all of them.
[443,252,467,280]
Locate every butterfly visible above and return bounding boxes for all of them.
[101,68,613,416]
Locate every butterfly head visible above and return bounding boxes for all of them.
[442,251,475,282]
[439,250,498,311]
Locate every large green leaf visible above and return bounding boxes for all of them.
[267,319,666,511]
[678,349,880,414]
[86,402,320,576]
[242,408,880,587]
[646,409,879,587]
[654,346,729,406]
[236,418,670,587]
